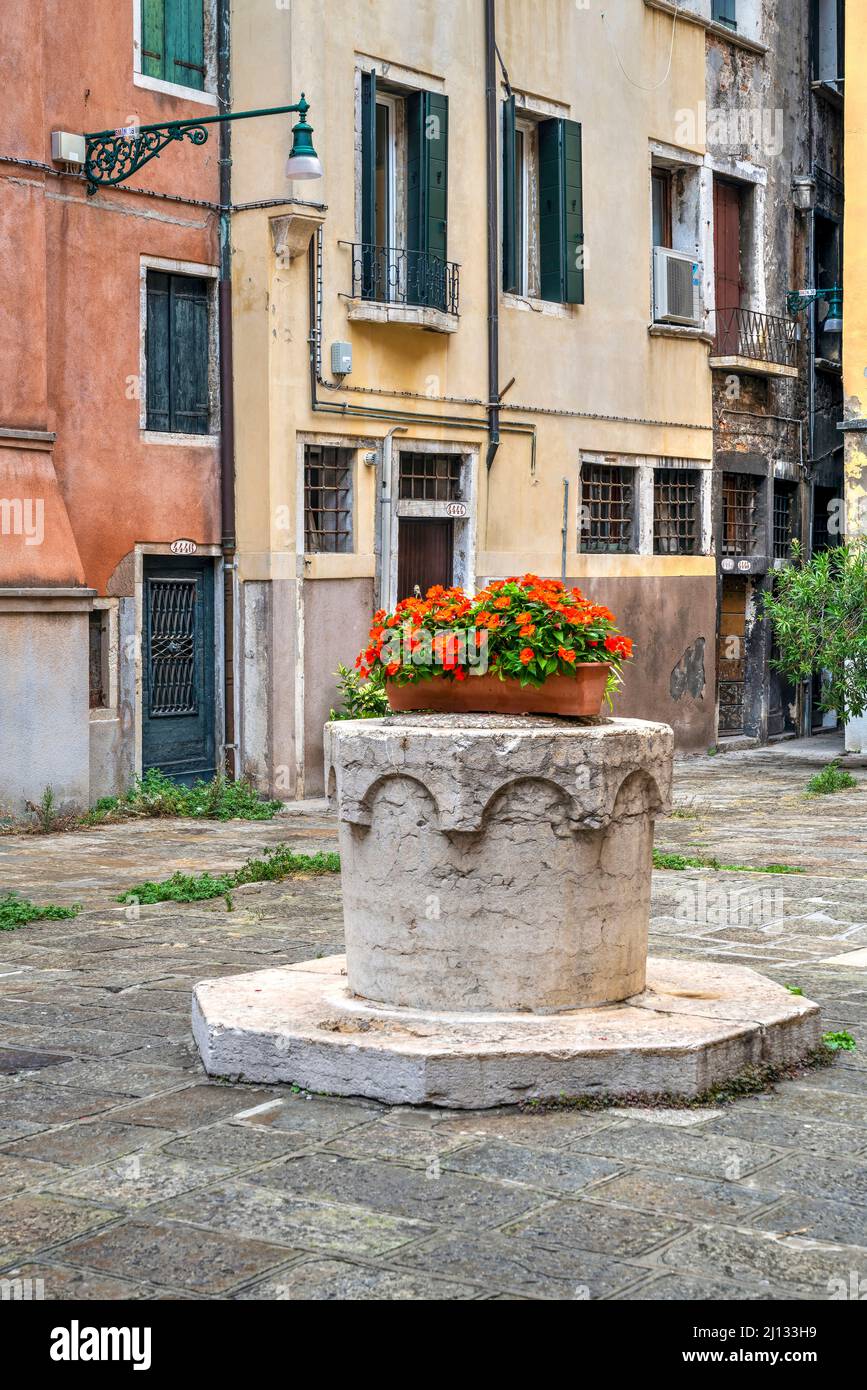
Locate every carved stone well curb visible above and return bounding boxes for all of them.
[193,715,821,1108]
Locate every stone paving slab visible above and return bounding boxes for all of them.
[1,737,866,1298]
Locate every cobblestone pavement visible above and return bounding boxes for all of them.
[2,730,867,1300]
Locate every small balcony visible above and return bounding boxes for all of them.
[709,306,798,378]
[340,242,460,334]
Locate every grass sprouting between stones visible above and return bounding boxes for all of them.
[0,892,80,931]
[652,850,803,874]
[117,843,341,906]
[805,761,858,797]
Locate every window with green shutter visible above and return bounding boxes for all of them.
[712,0,737,29]
[538,117,584,305]
[141,0,206,91]
[406,90,449,309]
[502,96,519,294]
[146,271,211,435]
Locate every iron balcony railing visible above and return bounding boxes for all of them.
[341,242,460,316]
[712,306,798,368]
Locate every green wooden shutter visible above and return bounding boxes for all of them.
[502,96,519,294]
[407,90,449,309]
[166,0,205,90]
[170,276,210,435]
[146,271,171,432]
[538,117,584,305]
[360,70,377,298]
[141,0,165,80]
[712,0,737,28]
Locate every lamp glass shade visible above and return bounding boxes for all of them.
[285,152,323,179]
[286,113,322,180]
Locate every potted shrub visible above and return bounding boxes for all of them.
[354,575,633,717]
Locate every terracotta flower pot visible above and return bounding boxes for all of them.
[386,663,612,717]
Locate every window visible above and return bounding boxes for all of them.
[772,483,798,560]
[651,169,672,249]
[814,213,842,359]
[503,100,583,304]
[399,452,462,502]
[89,611,108,709]
[360,72,450,310]
[146,271,211,435]
[141,0,205,91]
[580,463,636,554]
[813,0,844,87]
[721,473,761,556]
[712,0,737,30]
[654,469,700,555]
[304,446,353,554]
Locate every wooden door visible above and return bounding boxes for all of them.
[397,518,454,601]
[717,577,747,734]
[713,178,743,353]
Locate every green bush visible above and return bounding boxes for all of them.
[118,843,340,906]
[763,541,867,721]
[329,663,389,721]
[805,761,857,796]
[0,892,80,931]
[123,769,281,821]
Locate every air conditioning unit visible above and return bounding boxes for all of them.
[653,247,702,326]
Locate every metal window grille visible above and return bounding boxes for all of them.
[304,446,353,554]
[398,452,462,501]
[773,484,797,559]
[721,473,760,556]
[580,463,636,553]
[654,469,700,555]
[148,579,197,718]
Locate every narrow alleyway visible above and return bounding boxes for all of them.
[1,739,866,1300]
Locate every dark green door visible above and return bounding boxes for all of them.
[142,556,216,785]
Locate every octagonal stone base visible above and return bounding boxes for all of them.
[192,955,821,1110]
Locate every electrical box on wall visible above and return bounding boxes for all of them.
[51,131,86,165]
[331,341,352,376]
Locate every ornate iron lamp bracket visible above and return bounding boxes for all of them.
[84,99,311,195]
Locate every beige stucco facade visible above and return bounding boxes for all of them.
[230,0,715,796]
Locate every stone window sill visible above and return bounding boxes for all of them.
[133,72,218,106]
[502,293,575,319]
[140,430,220,448]
[649,322,713,344]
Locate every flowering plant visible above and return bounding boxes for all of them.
[355,575,633,693]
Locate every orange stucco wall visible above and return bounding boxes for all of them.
[0,0,222,592]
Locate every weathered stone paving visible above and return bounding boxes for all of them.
[1,729,867,1300]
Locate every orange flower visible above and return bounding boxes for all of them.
[385,661,400,676]
[519,647,535,665]
[519,623,536,638]
[558,646,577,664]
[493,595,511,609]
[515,611,533,624]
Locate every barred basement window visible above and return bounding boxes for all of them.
[773,482,797,559]
[580,463,636,553]
[399,452,462,501]
[721,473,760,556]
[304,446,353,553]
[654,468,700,555]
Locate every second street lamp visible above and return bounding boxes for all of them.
[76,95,322,194]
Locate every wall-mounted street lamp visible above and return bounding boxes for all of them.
[787,286,843,335]
[61,94,322,195]
[791,174,818,213]
[788,285,843,366]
